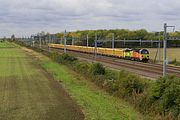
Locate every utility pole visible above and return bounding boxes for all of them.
[32,41,35,47]
[72,35,74,45]
[158,32,161,63]
[112,33,115,49]
[50,35,52,43]
[30,35,33,47]
[163,23,175,76]
[39,35,42,49]
[61,37,63,44]
[48,35,51,44]
[47,36,49,45]
[47,35,50,51]
[163,23,167,76]
[52,35,54,43]
[64,30,67,53]
[95,33,97,60]
[151,40,153,48]
[87,34,89,47]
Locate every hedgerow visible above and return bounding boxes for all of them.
[149,75,180,118]
[48,51,179,119]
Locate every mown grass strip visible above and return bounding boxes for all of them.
[40,57,141,120]
[0,41,16,48]
[0,43,84,120]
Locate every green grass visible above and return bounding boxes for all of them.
[0,42,84,120]
[0,48,35,77]
[0,41,16,48]
[40,56,142,120]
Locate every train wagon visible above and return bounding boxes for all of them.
[48,44,149,62]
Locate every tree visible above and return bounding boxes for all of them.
[11,34,15,41]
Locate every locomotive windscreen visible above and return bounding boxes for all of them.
[141,49,149,54]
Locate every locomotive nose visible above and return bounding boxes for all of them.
[142,55,149,59]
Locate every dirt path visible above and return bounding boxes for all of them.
[0,45,84,120]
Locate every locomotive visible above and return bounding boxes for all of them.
[123,48,149,62]
[48,44,150,62]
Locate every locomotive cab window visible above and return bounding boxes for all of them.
[141,49,149,54]
[124,48,132,52]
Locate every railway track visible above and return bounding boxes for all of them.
[34,45,180,79]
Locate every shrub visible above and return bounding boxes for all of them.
[48,52,78,64]
[94,75,106,87]
[74,61,90,74]
[90,63,105,75]
[105,69,118,81]
[61,53,77,62]
[50,52,59,61]
[149,75,180,118]
[104,70,147,101]
[121,73,146,98]
[121,74,146,96]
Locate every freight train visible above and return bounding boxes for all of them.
[48,44,150,62]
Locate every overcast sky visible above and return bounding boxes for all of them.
[0,0,180,37]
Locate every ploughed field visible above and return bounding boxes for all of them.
[0,42,84,120]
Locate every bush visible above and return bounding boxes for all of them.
[94,75,106,87]
[149,75,180,118]
[121,74,146,96]
[101,70,148,105]
[50,53,78,64]
[110,71,147,99]
[61,53,77,62]
[90,63,105,75]
[74,61,90,74]
[105,69,118,81]
[50,52,59,61]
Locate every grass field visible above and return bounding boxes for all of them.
[23,49,142,119]
[0,42,84,120]
[0,41,16,48]
[148,48,180,62]
[42,62,142,120]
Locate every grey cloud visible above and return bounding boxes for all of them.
[0,0,180,37]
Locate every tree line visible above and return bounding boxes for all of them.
[34,29,180,48]
[54,29,180,40]
[54,29,180,47]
